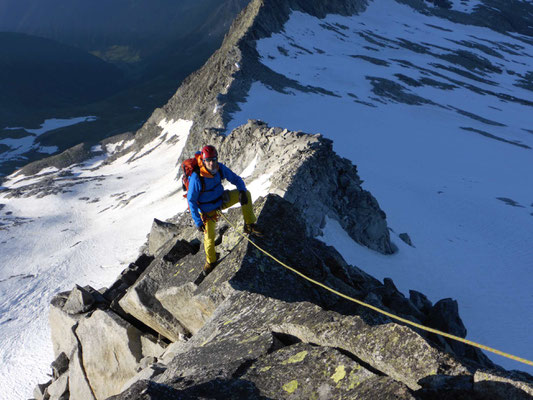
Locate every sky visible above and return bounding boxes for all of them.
[0,0,532,398]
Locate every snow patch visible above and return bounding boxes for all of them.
[158,118,193,140]
[4,116,97,135]
[222,172,272,211]
[36,167,60,175]
[240,155,258,178]
[104,141,124,154]
[36,146,58,154]
[247,172,272,200]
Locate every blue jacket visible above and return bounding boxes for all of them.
[187,163,246,227]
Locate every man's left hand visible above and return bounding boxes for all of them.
[239,190,248,205]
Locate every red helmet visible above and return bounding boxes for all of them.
[201,145,218,160]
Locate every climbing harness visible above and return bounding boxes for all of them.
[201,210,221,224]
[218,212,533,368]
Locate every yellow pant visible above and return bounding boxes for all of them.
[202,190,256,264]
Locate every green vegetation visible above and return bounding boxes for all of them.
[90,46,141,65]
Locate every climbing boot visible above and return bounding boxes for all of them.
[203,261,215,276]
[244,223,263,237]
[203,252,220,276]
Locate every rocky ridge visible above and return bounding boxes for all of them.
[34,125,533,400]
[175,120,392,252]
[2,120,392,254]
[131,0,370,154]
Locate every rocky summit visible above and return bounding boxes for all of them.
[37,124,533,399]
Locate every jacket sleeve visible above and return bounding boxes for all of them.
[186,173,203,227]
[220,164,246,191]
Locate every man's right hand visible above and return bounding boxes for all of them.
[198,224,206,233]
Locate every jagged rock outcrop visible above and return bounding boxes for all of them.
[45,285,167,400]
[39,194,533,399]
[176,120,392,253]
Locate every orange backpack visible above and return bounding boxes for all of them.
[181,152,204,197]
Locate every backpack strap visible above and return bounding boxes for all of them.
[192,167,205,193]
[199,174,206,193]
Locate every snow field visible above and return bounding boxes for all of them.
[0,119,191,397]
[227,0,533,373]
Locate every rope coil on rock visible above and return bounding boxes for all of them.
[218,211,533,368]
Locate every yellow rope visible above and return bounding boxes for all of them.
[219,212,533,367]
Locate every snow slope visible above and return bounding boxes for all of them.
[226,0,533,374]
[0,119,194,398]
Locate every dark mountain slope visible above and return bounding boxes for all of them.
[138,0,251,82]
[0,32,124,114]
[0,0,250,177]
[0,0,251,65]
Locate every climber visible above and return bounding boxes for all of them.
[186,145,262,275]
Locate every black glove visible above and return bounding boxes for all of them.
[198,224,205,233]
[239,190,248,205]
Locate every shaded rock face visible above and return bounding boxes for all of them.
[45,283,167,400]
[414,0,533,38]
